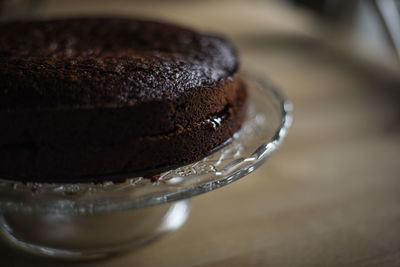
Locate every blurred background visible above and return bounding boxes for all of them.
[1,0,400,266]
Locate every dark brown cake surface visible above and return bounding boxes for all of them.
[0,18,237,108]
[0,17,247,182]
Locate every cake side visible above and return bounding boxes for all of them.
[0,80,247,182]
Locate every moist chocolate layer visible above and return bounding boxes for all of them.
[0,17,247,182]
[0,83,247,182]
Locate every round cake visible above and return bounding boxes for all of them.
[0,18,247,182]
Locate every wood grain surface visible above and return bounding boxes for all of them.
[1,1,400,266]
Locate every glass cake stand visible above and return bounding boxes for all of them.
[0,75,293,259]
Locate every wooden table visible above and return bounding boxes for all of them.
[2,1,400,266]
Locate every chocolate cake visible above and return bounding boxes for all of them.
[0,18,247,182]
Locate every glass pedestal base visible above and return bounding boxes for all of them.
[0,200,190,259]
